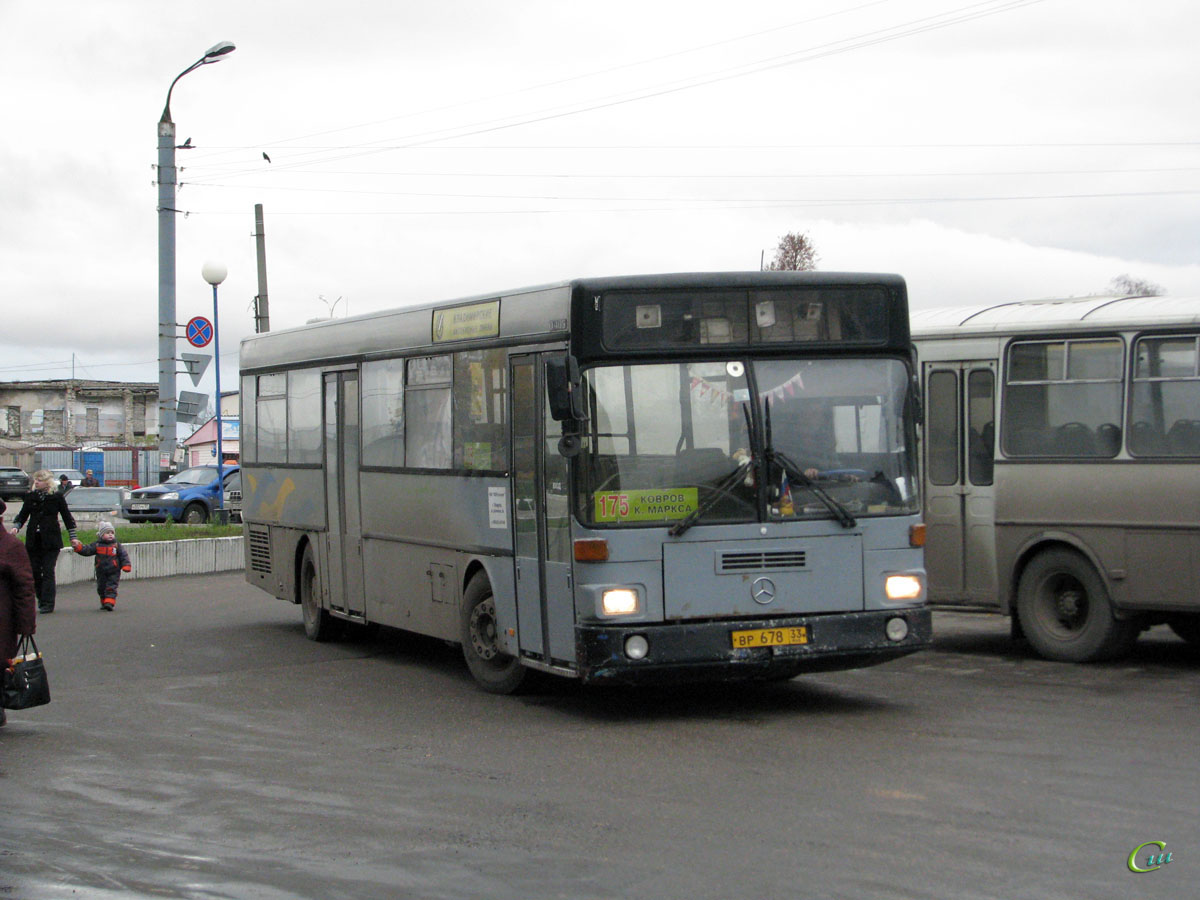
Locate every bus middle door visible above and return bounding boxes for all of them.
[323,371,366,618]
[511,354,575,666]
[923,361,998,606]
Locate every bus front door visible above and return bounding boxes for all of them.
[923,362,998,606]
[511,355,575,665]
[323,371,365,618]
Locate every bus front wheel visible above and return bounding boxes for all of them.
[459,574,526,694]
[300,544,337,642]
[1016,549,1137,662]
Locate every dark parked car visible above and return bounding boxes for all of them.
[0,466,31,500]
[64,486,131,525]
[122,465,241,524]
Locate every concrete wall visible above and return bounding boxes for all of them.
[55,536,244,585]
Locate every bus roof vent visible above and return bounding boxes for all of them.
[718,550,807,573]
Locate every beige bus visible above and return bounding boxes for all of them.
[912,295,1200,662]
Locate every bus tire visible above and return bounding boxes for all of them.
[300,544,337,642]
[459,574,526,694]
[1016,549,1137,662]
[183,502,209,525]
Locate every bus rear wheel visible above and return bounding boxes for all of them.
[459,574,526,694]
[300,544,337,642]
[1016,549,1137,662]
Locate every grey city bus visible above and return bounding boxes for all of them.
[912,295,1200,662]
[239,271,931,692]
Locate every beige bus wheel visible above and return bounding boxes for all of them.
[300,544,337,642]
[1016,549,1137,662]
[459,574,526,694]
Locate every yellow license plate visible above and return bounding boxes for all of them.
[730,626,809,649]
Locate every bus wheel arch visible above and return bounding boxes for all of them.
[459,571,526,694]
[298,539,337,642]
[1015,544,1138,663]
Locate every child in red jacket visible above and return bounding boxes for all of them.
[71,521,131,611]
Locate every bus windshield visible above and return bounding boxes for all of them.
[576,357,918,527]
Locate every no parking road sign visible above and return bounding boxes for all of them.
[186,316,214,348]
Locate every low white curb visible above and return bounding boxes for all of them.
[54,536,244,585]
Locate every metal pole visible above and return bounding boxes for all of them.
[157,112,178,483]
[155,42,236,485]
[212,281,226,523]
[253,203,271,333]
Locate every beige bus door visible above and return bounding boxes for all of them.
[511,355,575,664]
[323,371,366,617]
[923,362,998,605]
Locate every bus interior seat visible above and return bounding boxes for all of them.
[1095,423,1122,456]
[1055,422,1096,456]
[1167,419,1200,455]
[674,447,734,485]
[1007,427,1048,456]
[1130,421,1164,455]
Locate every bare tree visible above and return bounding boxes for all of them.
[766,232,818,271]
[1108,274,1165,297]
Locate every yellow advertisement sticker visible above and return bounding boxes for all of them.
[594,488,698,522]
[432,299,500,343]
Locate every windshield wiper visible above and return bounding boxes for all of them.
[762,397,856,529]
[773,449,857,529]
[668,458,754,538]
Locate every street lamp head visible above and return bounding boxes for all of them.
[203,41,236,62]
[202,261,228,285]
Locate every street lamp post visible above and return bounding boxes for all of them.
[157,41,235,483]
[202,261,228,523]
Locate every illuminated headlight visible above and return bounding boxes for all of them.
[624,635,650,660]
[885,617,909,642]
[602,588,640,616]
[885,574,923,601]
[160,492,179,500]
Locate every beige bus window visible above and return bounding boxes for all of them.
[1003,339,1122,458]
[927,370,958,486]
[1130,335,1200,456]
[967,370,994,486]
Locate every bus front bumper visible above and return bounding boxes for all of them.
[575,607,932,685]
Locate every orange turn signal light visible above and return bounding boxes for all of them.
[909,523,926,548]
[574,538,610,562]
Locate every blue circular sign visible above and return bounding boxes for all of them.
[186,316,214,348]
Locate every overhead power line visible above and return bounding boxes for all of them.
[186,0,1048,184]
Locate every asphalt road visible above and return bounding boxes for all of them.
[1,573,1196,900]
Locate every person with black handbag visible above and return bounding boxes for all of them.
[10,469,77,614]
[0,499,37,727]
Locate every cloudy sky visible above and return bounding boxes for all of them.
[3,0,1198,425]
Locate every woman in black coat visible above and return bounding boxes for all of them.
[0,498,37,727]
[11,469,77,614]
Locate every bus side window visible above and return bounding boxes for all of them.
[966,369,994,485]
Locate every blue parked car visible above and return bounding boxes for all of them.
[121,465,241,524]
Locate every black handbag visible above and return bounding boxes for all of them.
[2,635,51,710]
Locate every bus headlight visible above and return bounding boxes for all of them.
[602,588,640,616]
[885,574,923,601]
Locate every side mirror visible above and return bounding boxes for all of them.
[546,356,586,422]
